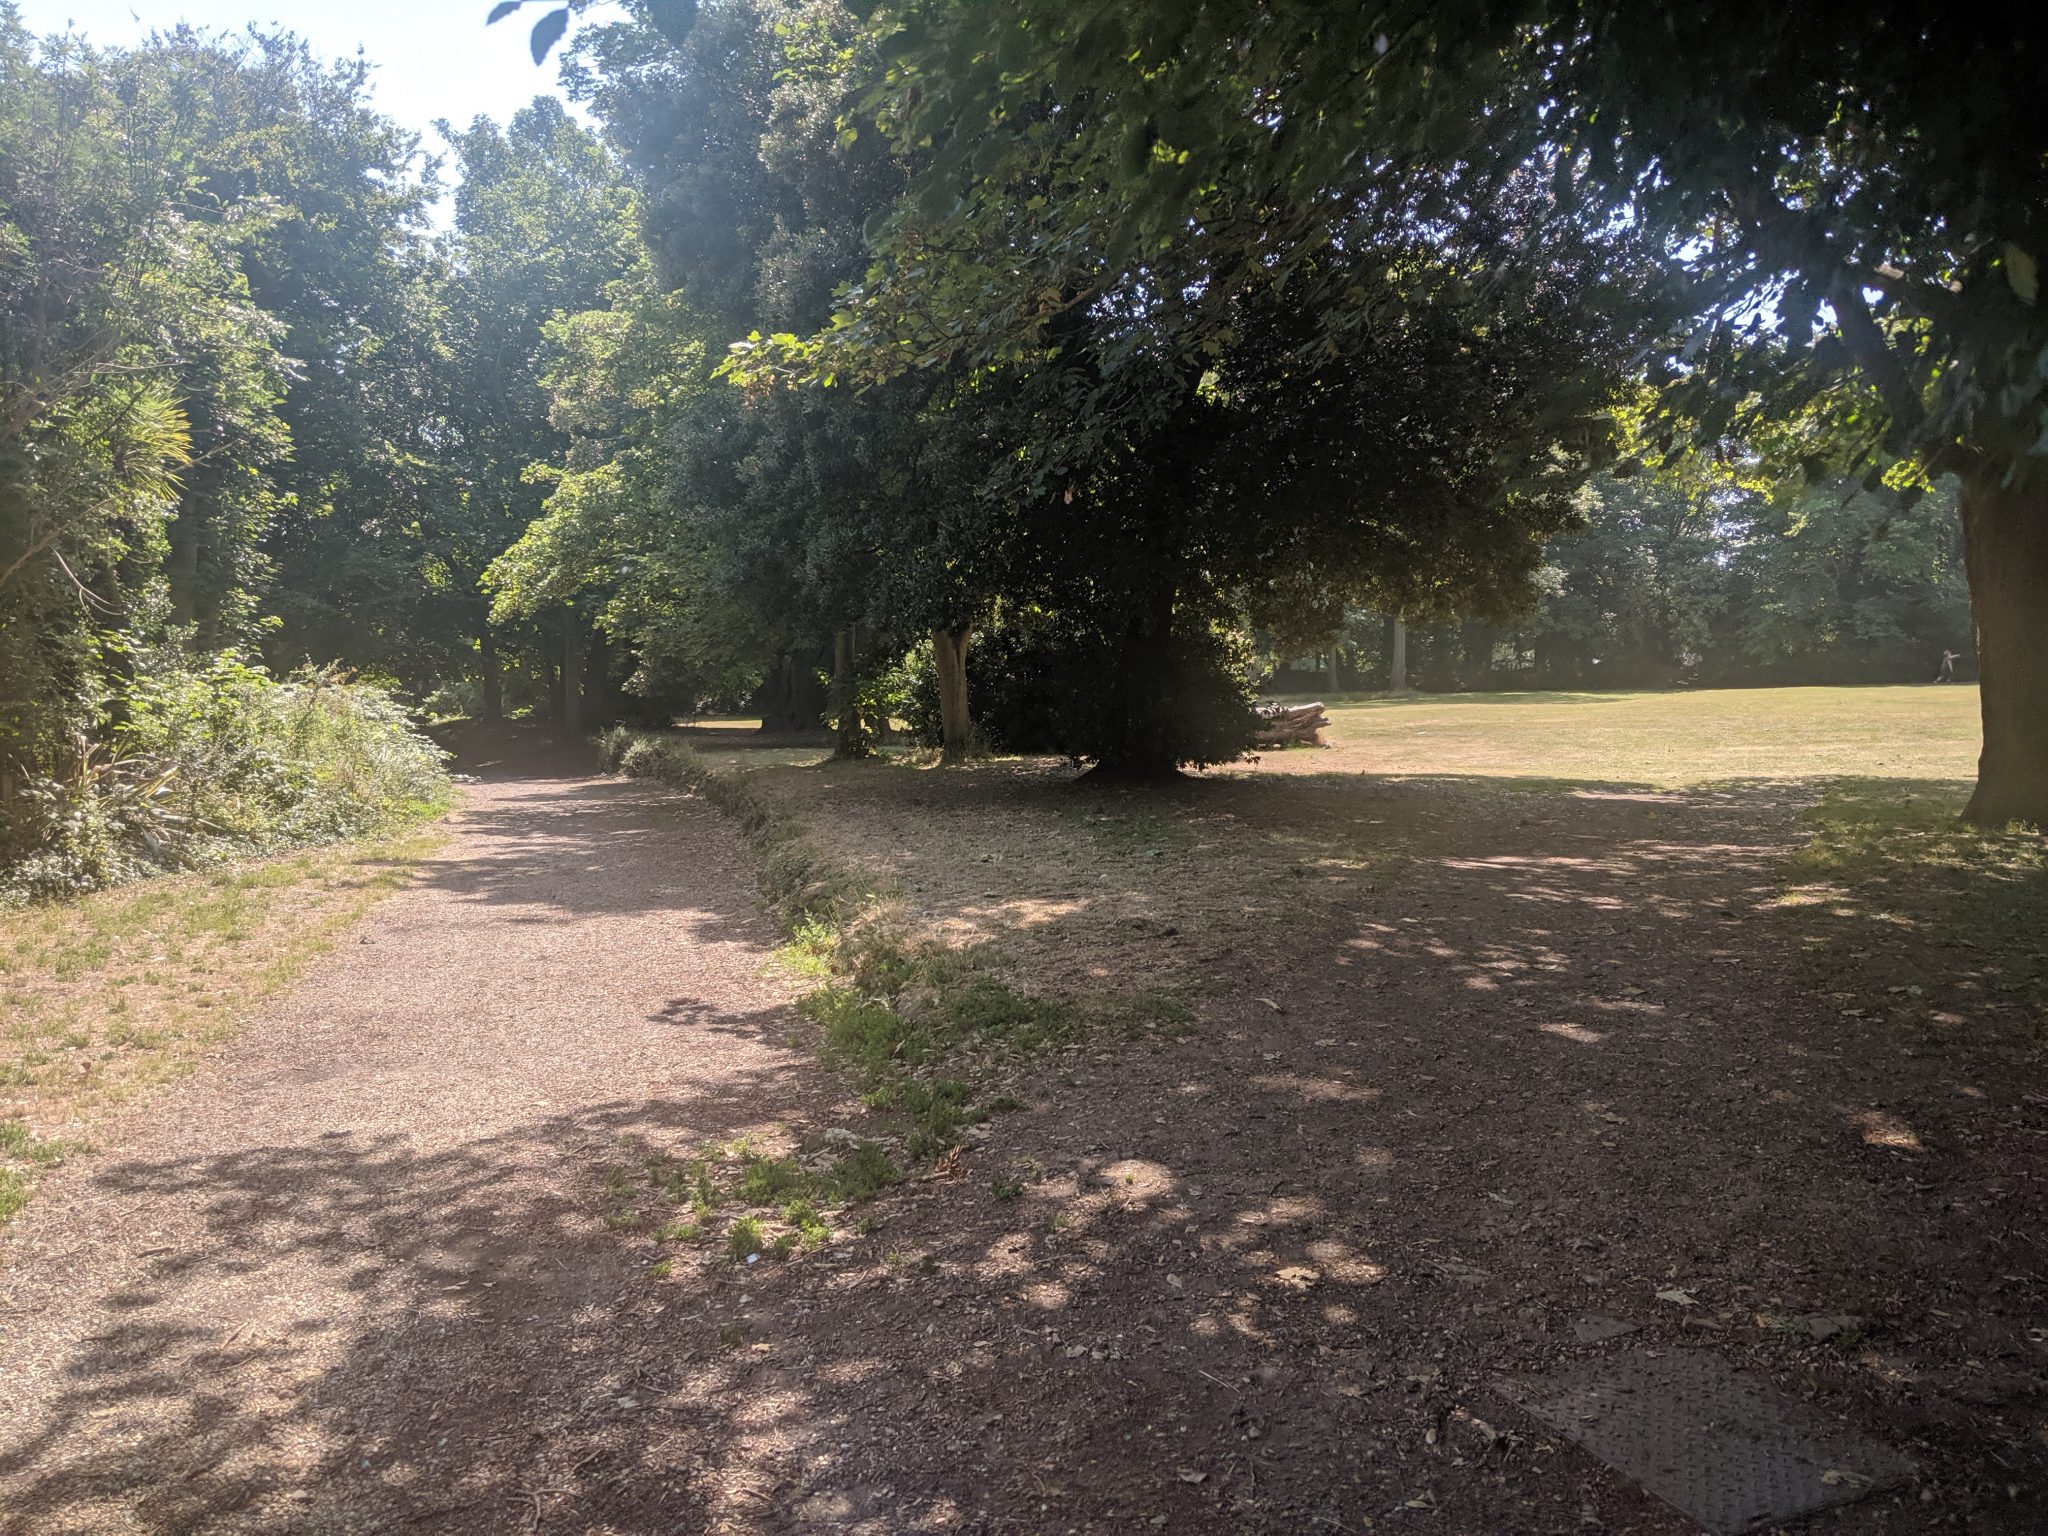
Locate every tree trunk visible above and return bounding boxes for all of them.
[1089,584,1184,779]
[830,627,869,759]
[932,626,973,763]
[757,655,795,732]
[1389,618,1408,693]
[167,512,200,632]
[1460,618,1493,690]
[561,613,583,737]
[755,648,831,733]
[582,629,612,727]
[478,630,503,720]
[1960,468,2048,826]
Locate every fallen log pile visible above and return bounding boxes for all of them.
[1255,700,1330,746]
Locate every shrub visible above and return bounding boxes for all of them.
[2,653,447,902]
[903,610,1260,773]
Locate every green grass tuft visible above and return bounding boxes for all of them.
[727,1215,765,1260]
[830,1141,899,1201]
[737,1152,808,1203]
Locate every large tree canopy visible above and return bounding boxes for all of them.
[729,0,2046,816]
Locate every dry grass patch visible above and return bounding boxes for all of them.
[0,823,443,1219]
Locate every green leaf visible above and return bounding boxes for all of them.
[486,0,524,25]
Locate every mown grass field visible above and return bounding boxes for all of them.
[673,682,2035,1062]
[1256,683,1982,787]
[703,683,1984,789]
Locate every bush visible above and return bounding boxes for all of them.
[904,611,1260,773]
[1,654,448,901]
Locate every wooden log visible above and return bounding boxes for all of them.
[1254,700,1330,745]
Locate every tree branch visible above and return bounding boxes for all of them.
[1827,271,1927,448]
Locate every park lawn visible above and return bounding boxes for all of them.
[0,823,444,1223]
[1255,683,1983,787]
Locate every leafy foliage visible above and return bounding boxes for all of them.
[4,655,447,901]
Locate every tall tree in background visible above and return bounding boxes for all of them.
[438,98,637,723]
[717,1,1669,772]
[533,0,1013,755]
[1,16,291,824]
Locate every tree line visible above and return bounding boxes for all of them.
[1264,470,1969,693]
[3,0,2041,870]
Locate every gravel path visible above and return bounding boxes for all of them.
[0,758,826,1534]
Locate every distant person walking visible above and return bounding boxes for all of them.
[1937,648,1960,683]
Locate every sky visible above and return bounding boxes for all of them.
[12,0,582,207]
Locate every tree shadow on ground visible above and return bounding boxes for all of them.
[622,750,2048,1529]
[9,753,2043,1533]
[0,1071,808,1534]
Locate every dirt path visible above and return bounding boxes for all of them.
[0,754,839,1534]
[5,752,2044,1535]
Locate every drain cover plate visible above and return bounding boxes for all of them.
[1495,1350,1915,1534]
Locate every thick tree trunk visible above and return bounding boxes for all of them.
[1959,468,2048,827]
[1388,617,1408,693]
[1089,586,1184,779]
[560,613,583,737]
[757,655,794,732]
[1460,619,1493,689]
[754,648,831,733]
[478,630,503,720]
[932,626,973,763]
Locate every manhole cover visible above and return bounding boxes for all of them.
[1494,1350,1916,1534]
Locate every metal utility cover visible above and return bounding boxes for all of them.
[1494,1350,1916,1535]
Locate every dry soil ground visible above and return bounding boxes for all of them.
[2,702,2044,1535]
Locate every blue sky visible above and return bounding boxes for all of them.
[12,0,582,200]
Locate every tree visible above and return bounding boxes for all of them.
[728,72,1662,767]
[1,18,296,840]
[529,0,1015,755]
[800,0,2048,819]
[1713,479,1971,685]
[437,98,638,721]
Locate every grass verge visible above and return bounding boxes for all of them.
[0,820,446,1225]
[598,727,1192,1185]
